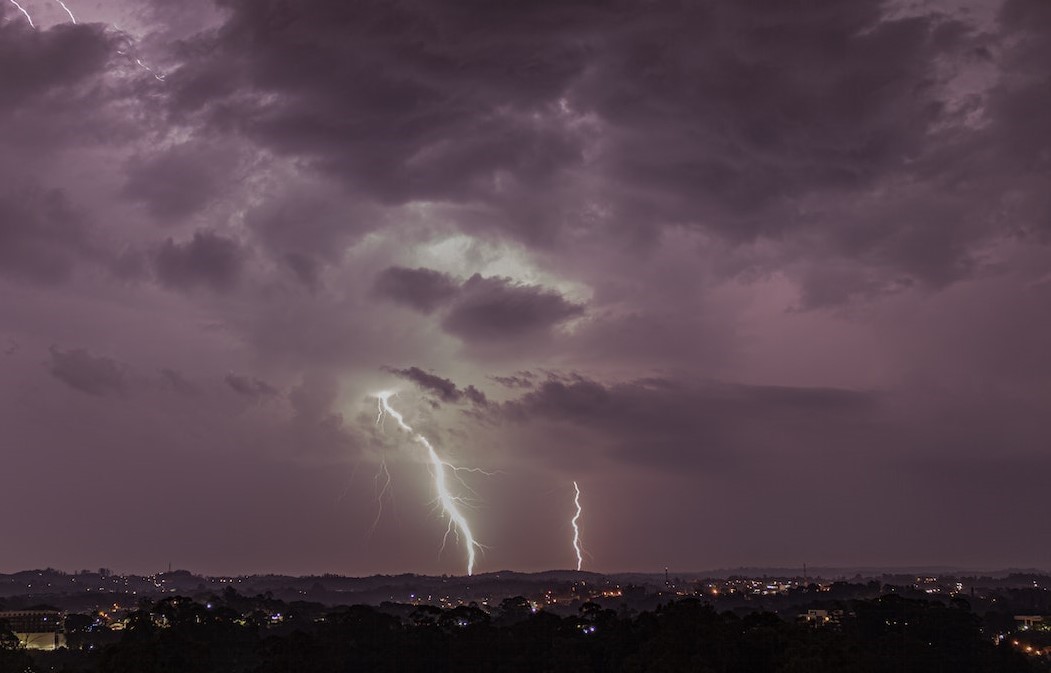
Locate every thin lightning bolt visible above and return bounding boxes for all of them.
[4,3,163,83]
[9,0,34,27]
[54,0,75,22]
[114,27,166,82]
[572,481,584,571]
[135,58,166,81]
[366,397,398,536]
[375,392,482,576]
[369,460,394,537]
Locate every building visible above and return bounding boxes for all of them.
[798,609,846,627]
[1015,615,1046,630]
[0,609,66,650]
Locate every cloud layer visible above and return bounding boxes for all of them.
[1,0,1049,575]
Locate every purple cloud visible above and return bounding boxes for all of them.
[0,189,90,284]
[441,274,585,343]
[123,143,231,222]
[373,267,460,313]
[224,373,277,398]
[1,0,1050,575]
[152,231,244,292]
[48,347,127,397]
[385,365,488,406]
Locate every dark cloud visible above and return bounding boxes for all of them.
[500,374,878,468]
[122,143,231,222]
[580,5,962,213]
[152,231,245,292]
[385,366,461,403]
[244,182,378,265]
[442,274,584,343]
[0,189,90,284]
[374,267,585,343]
[372,266,460,313]
[0,13,113,113]
[490,372,536,389]
[172,0,589,212]
[462,385,488,406]
[165,0,1032,299]
[48,347,128,397]
[224,373,277,397]
[159,368,198,396]
[386,366,488,406]
[0,14,141,161]
[972,0,1051,239]
[286,373,359,457]
[283,252,321,290]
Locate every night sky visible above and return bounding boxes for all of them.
[2,0,1049,577]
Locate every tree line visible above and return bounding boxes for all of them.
[4,592,1046,673]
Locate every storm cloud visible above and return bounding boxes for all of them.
[48,347,128,397]
[499,374,880,468]
[373,267,461,314]
[152,231,245,292]
[225,373,278,398]
[375,267,585,344]
[386,366,489,406]
[0,189,91,284]
[1,0,1049,575]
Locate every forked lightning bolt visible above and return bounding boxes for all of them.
[572,481,585,571]
[375,392,482,576]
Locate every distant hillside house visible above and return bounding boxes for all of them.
[1015,615,1046,630]
[0,609,65,650]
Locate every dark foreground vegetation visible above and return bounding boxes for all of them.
[5,593,1047,673]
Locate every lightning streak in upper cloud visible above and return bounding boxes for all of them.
[376,392,482,575]
[54,0,75,22]
[9,0,34,27]
[114,27,166,82]
[572,481,585,571]
[3,3,164,83]
[135,58,165,81]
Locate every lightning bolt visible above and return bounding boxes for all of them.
[114,28,166,82]
[54,0,75,22]
[572,481,585,571]
[6,0,75,27]
[135,58,165,81]
[370,461,394,533]
[5,1,165,84]
[375,392,482,576]
[368,403,396,537]
[8,0,34,27]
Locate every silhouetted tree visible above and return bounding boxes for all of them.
[0,618,34,673]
